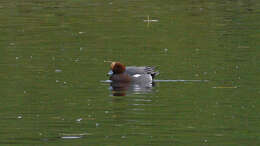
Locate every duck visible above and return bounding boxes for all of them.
[108,62,159,84]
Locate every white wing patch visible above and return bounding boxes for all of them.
[133,74,141,78]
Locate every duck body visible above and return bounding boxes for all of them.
[108,62,159,84]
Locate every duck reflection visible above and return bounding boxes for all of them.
[110,82,156,96]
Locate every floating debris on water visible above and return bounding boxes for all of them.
[74,58,80,62]
[76,118,83,122]
[60,132,91,139]
[55,69,62,73]
[61,136,81,139]
[144,17,159,22]
[144,16,158,27]
[121,135,126,139]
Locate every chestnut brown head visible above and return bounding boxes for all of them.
[110,62,126,74]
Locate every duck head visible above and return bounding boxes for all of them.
[111,62,126,74]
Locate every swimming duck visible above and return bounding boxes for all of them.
[108,62,159,84]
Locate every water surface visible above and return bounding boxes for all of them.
[0,0,260,145]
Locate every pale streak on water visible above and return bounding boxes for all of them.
[101,79,209,83]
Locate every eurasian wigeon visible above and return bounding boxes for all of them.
[108,62,159,84]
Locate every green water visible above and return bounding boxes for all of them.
[1,0,260,145]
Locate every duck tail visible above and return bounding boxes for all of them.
[146,66,159,79]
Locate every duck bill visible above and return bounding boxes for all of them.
[107,70,113,76]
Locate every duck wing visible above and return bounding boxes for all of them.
[126,66,159,78]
